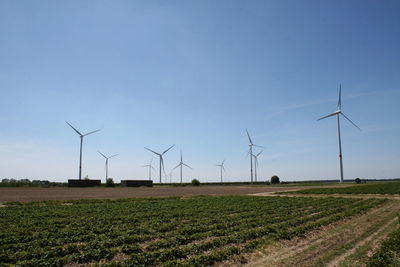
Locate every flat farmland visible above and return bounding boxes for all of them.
[2,184,399,266]
[0,186,307,202]
[0,196,386,266]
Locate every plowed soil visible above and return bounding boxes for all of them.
[0,186,302,202]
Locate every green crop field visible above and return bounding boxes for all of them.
[283,182,400,195]
[0,196,386,266]
[368,219,400,266]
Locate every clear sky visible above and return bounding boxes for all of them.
[1,0,399,183]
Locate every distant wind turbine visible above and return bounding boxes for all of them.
[167,170,173,183]
[318,84,361,183]
[215,159,226,183]
[144,145,175,183]
[252,151,263,182]
[66,121,101,180]
[172,150,193,183]
[246,129,263,183]
[98,151,118,182]
[142,158,156,181]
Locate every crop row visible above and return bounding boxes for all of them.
[0,196,386,266]
[283,182,400,195]
[368,217,400,267]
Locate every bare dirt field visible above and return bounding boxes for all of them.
[0,186,305,202]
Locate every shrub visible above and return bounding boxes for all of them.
[355,178,361,184]
[270,176,280,184]
[265,181,271,185]
[106,178,115,187]
[191,179,200,186]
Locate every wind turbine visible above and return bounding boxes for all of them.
[98,151,118,182]
[66,121,101,180]
[142,158,156,181]
[144,145,175,183]
[215,159,226,183]
[172,150,193,183]
[167,170,173,183]
[252,151,263,182]
[246,129,263,183]
[318,84,361,183]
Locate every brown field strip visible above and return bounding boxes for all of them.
[0,186,310,202]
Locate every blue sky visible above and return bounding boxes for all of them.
[0,0,399,182]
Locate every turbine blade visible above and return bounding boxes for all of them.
[109,154,118,158]
[162,144,175,155]
[246,129,253,145]
[222,165,226,172]
[247,149,252,157]
[151,166,156,171]
[83,129,101,136]
[256,151,263,157]
[341,113,362,131]
[161,157,166,173]
[183,163,193,170]
[66,121,83,136]
[222,159,225,165]
[253,144,264,148]
[338,84,342,110]
[98,151,107,159]
[145,147,160,155]
[317,112,338,121]
[172,163,181,170]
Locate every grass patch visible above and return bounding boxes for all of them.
[282,182,400,195]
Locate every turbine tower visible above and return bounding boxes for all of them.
[318,84,361,183]
[144,145,175,183]
[172,150,193,183]
[252,151,263,182]
[98,151,118,182]
[66,121,101,180]
[215,159,226,183]
[142,158,156,181]
[246,129,263,183]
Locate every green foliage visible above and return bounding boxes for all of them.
[368,218,400,266]
[191,179,200,186]
[270,175,280,184]
[284,182,400,195]
[0,196,385,266]
[0,180,66,187]
[106,178,115,187]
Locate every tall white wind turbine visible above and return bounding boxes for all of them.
[98,151,118,182]
[172,150,193,183]
[144,145,175,183]
[142,158,156,181]
[318,85,361,183]
[215,159,226,183]
[246,129,263,183]
[66,121,101,180]
[252,151,263,182]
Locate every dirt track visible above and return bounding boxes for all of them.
[0,186,302,202]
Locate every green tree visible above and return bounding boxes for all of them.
[191,179,200,186]
[106,178,115,187]
[270,175,280,184]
